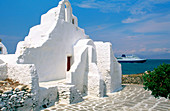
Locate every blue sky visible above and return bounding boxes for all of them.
[0,0,170,59]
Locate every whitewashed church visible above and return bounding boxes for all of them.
[0,0,122,110]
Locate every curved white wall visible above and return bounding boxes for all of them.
[66,39,95,93]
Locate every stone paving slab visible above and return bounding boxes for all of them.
[42,85,170,111]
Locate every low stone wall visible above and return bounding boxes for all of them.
[0,63,39,111]
[122,73,144,84]
[0,85,34,111]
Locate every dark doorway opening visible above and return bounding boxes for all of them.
[67,56,71,71]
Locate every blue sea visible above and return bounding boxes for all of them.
[121,59,170,75]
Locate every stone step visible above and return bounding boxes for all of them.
[57,84,84,104]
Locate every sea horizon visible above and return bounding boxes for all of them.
[121,59,170,75]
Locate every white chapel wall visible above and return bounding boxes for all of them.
[94,42,122,93]
[15,0,89,82]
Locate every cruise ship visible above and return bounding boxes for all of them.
[116,54,146,63]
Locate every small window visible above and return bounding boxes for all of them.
[72,19,74,24]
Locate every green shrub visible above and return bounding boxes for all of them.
[143,63,170,99]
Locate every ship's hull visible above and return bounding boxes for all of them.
[117,59,146,63]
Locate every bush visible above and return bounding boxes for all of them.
[143,63,170,99]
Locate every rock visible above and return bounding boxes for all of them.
[1,94,7,98]
[16,85,26,91]
[20,100,24,104]
[9,94,17,101]
[4,91,13,95]
[20,91,25,93]
[17,92,21,94]
[17,97,22,101]
[0,81,7,84]
[27,93,32,98]
[27,89,31,93]
[19,94,24,97]
[15,88,20,92]
[8,94,12,97]
[8,102,12,105]
[25,85,31,92]
[5,87,13,91]
[1,107,6,111]
[23,96,28,100]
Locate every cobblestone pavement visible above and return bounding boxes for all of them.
[42,85,170,111]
